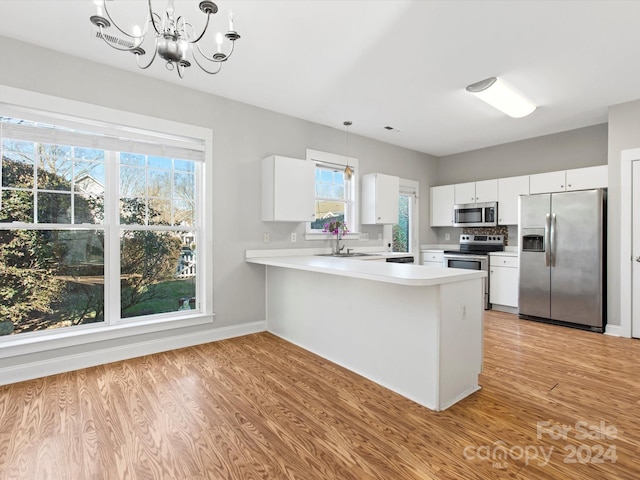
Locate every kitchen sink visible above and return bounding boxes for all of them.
[316,252,373,257]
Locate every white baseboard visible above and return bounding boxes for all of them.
[0,320,267,386]
[604,324,622,337]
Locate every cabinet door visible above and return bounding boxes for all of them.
[430,185,454,226]
[498,175,529,225]
[262,156,315,222]
[490,265,519,307]
[566,165,607,191]
[454,182,476,204]
[529,171,566,194]
[362,173,399,224]
[475,179,498,203]
[375,174,400,224]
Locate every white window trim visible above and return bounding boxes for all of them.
[0,85,214,358]
[304,148,359,240]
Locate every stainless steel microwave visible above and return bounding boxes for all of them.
[453,202,498,227]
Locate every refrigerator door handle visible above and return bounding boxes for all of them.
[545,213,551,267]
[550,213,557,266]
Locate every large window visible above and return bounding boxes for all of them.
[0,110,203,338]
[306,149,358,235]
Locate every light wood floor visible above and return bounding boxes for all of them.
[1,311,639,479]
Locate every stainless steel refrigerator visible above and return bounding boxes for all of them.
[519,189,606,332]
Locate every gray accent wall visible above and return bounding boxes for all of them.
[0,35,438,348]
[436,124,608,185]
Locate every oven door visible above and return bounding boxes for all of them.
[443,254,490,309]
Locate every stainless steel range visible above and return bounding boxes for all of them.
[443,234,505,310]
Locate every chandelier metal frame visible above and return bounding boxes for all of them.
[89,0,240,78]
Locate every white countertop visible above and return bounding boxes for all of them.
[246,255,486,287]
[490,250,518,257]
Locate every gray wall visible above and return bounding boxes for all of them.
[607,99,640,329]
[436,124,608,185]
[0,35,438,352]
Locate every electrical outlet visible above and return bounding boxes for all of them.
[291,233,297,243]
[445,233,450,241]
[263,232,270,243]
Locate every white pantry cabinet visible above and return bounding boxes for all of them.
[454,179,498,204]
[430,185,454,226]
[489,254,519,308]
[362,173,399,224]
[497,175,529,225]
[262,155,315,222]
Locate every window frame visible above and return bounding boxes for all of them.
[305,148,359,239]
[0,85,213,359]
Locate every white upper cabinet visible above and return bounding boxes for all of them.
[454,182,476,204]
[430,184,454,227]
[454,180,498,204]
[361,173,399,224]
[475,179,499,203]
[530,165,607,194]
[262,155,315,222]
[497,175,529,225]
[529,170,567,194]
[566,165,608,191]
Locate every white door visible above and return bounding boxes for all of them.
[633,161,640,338]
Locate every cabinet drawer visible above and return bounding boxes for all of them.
[490,255,518,268]
[422,251,444,263]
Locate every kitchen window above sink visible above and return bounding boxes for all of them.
[305,149,359,239]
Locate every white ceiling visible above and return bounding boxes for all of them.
[0,0,639,156]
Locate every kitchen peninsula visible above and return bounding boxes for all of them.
[246,252,486,411]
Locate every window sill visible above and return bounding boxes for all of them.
[0,313,215,360]
[304,232,360,241]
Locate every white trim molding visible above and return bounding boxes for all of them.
[0,321,266,386]
[619,147,640,338]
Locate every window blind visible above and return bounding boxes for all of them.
[0,105,205,162]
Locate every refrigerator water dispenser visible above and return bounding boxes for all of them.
[522,232,545,252]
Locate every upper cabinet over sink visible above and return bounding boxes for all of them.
[362,173,399,224]
[454,179,498,205]
[262,155,315,222]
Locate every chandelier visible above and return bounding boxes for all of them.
[89,0,240,78]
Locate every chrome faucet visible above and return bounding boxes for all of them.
[334,235,345,254]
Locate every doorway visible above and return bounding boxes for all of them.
[387,179,419,256]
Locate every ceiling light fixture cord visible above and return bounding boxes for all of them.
[343,120,353,180]
[89,0,240,78]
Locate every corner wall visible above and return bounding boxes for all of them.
[607,99,640,331]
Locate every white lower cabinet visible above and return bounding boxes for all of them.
[421,250,444,267]
[489,254,519,309]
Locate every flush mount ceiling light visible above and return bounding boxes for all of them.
[90,0,240,78]
[466,77,536,118]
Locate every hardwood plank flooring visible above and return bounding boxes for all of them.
[1,311,639,479]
